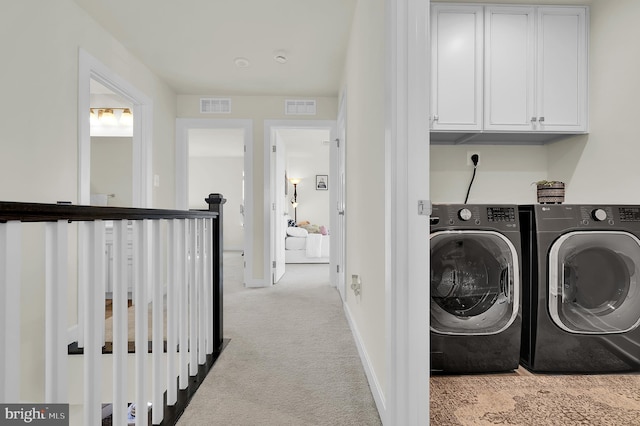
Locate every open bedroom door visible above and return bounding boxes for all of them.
[331,91,347,299]
[271,132,287,283]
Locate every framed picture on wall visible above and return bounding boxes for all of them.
[316,175,328,190]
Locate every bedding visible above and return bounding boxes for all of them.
[285,226,330,263]
[285,236,306,251]
[306,233,323,257]
[286,227,308,238]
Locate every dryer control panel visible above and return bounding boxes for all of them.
[431,204,519,231]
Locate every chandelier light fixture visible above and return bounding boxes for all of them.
[90,107,133,126]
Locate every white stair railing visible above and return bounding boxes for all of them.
[0,199,225,426]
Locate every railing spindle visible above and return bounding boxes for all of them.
[134,220,149,426]
[179,219,189,389]
[188,219,198,376]
[45,220,69,402]
[152,220,164,424]
[0,221,21,403]
[197,218,206,365]
[84,220,105,426]
[112,220,128,426]
[166,219,178,405]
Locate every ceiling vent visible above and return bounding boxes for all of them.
[200,98,232,114]
[285,100,316,115]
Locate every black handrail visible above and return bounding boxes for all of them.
[0,201,218,222]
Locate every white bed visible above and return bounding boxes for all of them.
[285,227,330,264]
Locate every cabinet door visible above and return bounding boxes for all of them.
[431,5,483,131]
[484,6,536,131]
[536,7,588,132]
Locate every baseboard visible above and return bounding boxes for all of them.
[67,324,78,345]
[343,302,387,422]
[244,278,269,288]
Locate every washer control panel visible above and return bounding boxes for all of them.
[430,205,518,229]
[487,207,517,223]
[619,207,640,222]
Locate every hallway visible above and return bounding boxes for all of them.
[177,253,381,425]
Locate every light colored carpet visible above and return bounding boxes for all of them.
[177,252,382,426]
[431,373,640,425]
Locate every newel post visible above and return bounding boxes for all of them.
[205,193,226,352]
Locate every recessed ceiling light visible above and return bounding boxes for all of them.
[234,57,250,68]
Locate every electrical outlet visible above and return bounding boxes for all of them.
[467,152,480,166]
[351,275,361,297]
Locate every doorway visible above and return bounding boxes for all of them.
[187,127,245,251]
[265,120,339,288]
[78,49,152,207]
[175,118,253,285]
[89,79,134,207]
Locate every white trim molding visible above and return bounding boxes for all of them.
[385,0,430,425]
[344,302,386,417]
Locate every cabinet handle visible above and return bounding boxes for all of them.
[530,117,537,122]
[539,117,545,123]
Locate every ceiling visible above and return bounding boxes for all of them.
[73,0,358,97]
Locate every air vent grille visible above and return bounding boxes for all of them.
[285,100,316,115]
[200,98,232,114]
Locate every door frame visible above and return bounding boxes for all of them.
[264,120,338,287]
[385,0,430,424]
[78,48,153,208]
[175,118,253,285]
[271,131,287,284]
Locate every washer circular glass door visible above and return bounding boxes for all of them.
[549,231,640,334]
[430,230,519,335]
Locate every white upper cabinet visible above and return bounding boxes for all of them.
[484,6,536,131]
[431,4,484,131]
[535,7,588,132]
[431,3,589,138]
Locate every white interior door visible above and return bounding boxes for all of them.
[332,92,347,299]
[272,133,287,283]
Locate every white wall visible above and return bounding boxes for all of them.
[91,137,133,207]
[0,0,177,402]
[548,0,640,204]
[189,156,245,250]
[431,145,548,204]
[285,153,330,227]
[342,0,387,401]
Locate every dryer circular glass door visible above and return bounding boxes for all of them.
[430,230,519,335]
[549,231,640,334]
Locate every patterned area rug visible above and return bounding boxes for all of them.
[431,374,640,425]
